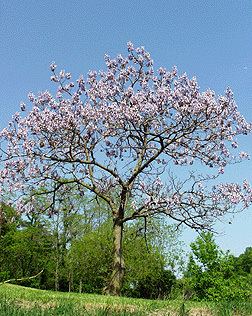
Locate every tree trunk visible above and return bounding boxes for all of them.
[68,271,72,292]
[79,279,83,293]
[104,218,125,295]
[55,259,59,291]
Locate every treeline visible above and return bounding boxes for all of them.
[0,200,251,301]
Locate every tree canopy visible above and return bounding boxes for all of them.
[0,42,251,295]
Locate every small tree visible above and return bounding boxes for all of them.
[185,232,251,300]
[0,43,251,295]
[0,213,54,288]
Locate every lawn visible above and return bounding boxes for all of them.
[0,284,251,315]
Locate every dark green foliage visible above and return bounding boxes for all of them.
[122,224,176,299]
[236,247,252,274]
[125,269,176,299]
[0,219,54,288]
[68,221,113,294]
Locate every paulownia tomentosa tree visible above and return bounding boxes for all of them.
[0,42,251,295]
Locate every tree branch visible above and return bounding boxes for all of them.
[0,270,44,285]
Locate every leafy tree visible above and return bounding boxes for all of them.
[0,202,21,281]
[236,247,252,274]
[0,202,20,237]
[0,216,54,287]
[68,221,113,294]
[27,186,106,291]
[185,232,251,301]
[0,42,251,295]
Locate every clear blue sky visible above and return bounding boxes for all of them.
[0,0,251,255]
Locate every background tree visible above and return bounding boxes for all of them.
[122,219,177,299]
[185,232,252,301]
[31,185,108,292]
[0,210,54,288]
[0,42,251,295]
[68,220,113,294]
[0,202,20,281]
[236,247,252,275]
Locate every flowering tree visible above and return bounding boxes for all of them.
[0,42,251,295]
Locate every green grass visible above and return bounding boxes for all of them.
[0,284,251,315]
[213,301,252,316]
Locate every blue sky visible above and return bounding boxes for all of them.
[0,0,251,255]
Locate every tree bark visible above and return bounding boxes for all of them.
[104,217,125,295]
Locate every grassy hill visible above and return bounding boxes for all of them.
[0,284,251,315]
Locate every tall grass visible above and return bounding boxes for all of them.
[0,297,145,316]
[0,284,251,315]
[214,301,252,316]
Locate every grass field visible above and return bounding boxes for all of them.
[0,284,251,315]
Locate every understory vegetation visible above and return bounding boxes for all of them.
[0,201,251,303]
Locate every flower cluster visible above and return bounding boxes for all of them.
[213,181,252,208]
